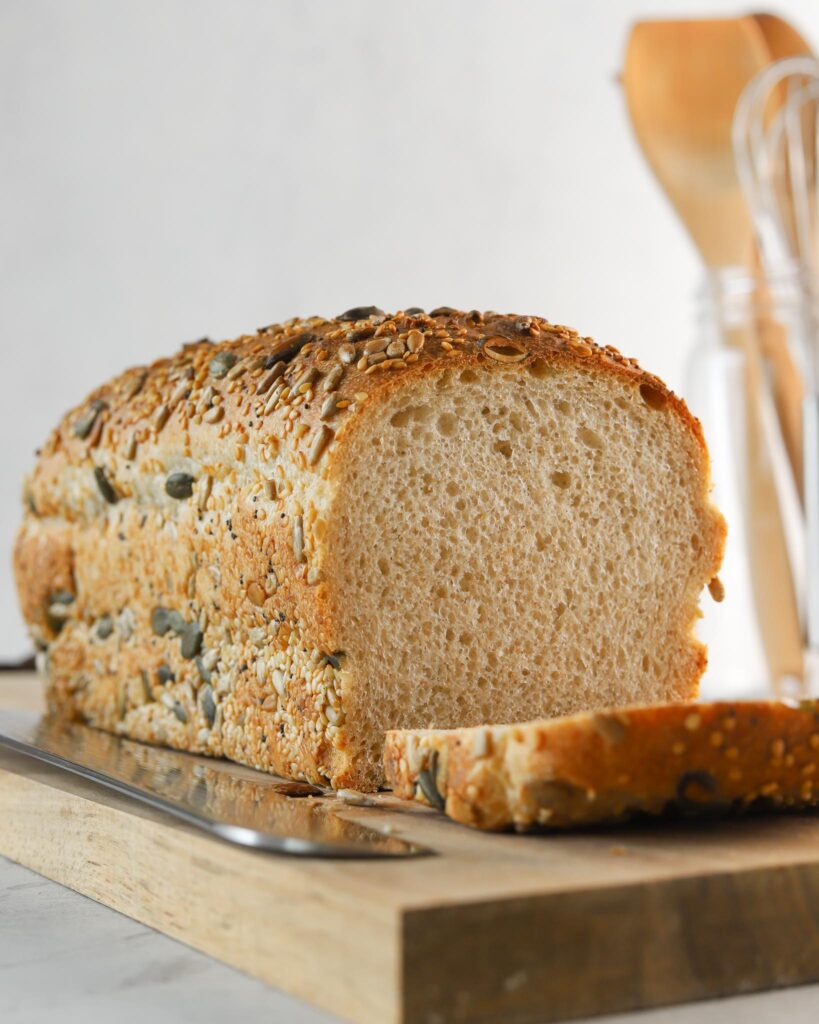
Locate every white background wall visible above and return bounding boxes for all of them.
[2,0,818,670]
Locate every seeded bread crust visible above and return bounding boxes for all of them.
[13,306,724,791]
[383,702,819,829]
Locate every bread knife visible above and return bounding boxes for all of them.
[0,709,431,858]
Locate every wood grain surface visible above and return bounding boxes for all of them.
[3,673,819,1024]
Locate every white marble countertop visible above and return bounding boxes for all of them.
[2,853,818,1024]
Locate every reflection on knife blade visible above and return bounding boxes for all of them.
[0,710,432,859]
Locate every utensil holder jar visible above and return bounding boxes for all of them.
[687,266,806,700]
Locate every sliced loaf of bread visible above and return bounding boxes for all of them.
[14,307,725,790]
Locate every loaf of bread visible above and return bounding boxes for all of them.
[14,307,725,791]
[384,701,819,828]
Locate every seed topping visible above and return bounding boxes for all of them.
[209,352,237,378]
[123,372,147,400]
[268,332,315,364]
[321,365,344,392]
[308,424,334,465]
[165,472,195,499]
[95,615,114,640]
[94,466,119,504]
[195,655,213,683]
[74,400,108,439]
[293,515,305,562]
[153,403,170,432]
[180,622,204,659]
[418,751,445,810]
[406,330,425,353]
[151,606,173,636]
[338,306,384,322]
[256,362,285,395]
[484,338,527,362]
[198,684,216,727]
[320,394,339,421]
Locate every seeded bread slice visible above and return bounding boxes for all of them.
[14,306,724,791]
[384,702,819,830]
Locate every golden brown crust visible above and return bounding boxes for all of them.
[384,701,819,829]
[14,306,723,790]
[23,307,704,521]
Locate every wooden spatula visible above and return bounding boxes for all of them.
[623,17,803,690]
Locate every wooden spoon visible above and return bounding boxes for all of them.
[752,12,812,61]
[624,17,803,689]
[623,18,769,267]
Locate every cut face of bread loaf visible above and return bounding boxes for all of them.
[14,308,725,791]
[384,701,819,829]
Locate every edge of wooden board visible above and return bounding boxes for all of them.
[0,751,400,1024]
[402,867,819,1022]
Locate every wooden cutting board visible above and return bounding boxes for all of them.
[3,673,819,1024]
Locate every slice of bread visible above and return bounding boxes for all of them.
[384,702,819,829]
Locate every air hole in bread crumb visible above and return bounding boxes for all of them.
[494,439,513,458]
[459,369,479,383]
[639,383,668,410]
[579,426,604,450]
[528,359,552,379]
[436,412,458,437]
[390,408,412,428]
[460,572,475,593]
[550,470,571,488]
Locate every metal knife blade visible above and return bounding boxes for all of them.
[0,710,431,858]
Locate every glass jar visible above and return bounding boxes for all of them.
[686,266,806,701]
